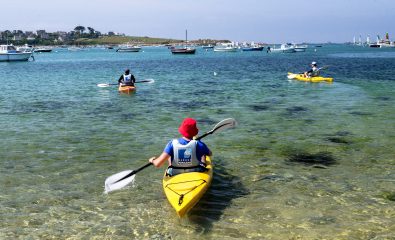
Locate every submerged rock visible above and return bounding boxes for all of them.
[283,106,309,118]
[382,192,395,201]
[349,111,372,116]
[286,106,308,114]
[287,151,336,166]
[324,131,353,144]
[250,104,270,111]
[374,96,391,101]
[325,136,351,144]
[334,131,353,136]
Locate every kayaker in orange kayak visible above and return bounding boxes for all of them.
[118,69,136,86]
[304,62,320,78]
[149,118,212,176]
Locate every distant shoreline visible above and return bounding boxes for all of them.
[0,32,231,46]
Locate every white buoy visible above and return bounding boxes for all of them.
[213,72,217,76]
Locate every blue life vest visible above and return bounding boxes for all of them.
[168,139,203,176]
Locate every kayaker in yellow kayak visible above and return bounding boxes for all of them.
[149,118,212,176]
[118,69,136,86]
[304,61,320,78]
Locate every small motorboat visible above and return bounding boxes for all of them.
[0,44,34,62]
[202,45,214,49]
[116,44,142,52]
[267,44,295,53]
[171,47,196,54]
[293,44,308,52]
[241,46,264,51]
[214,43,238,52]
[34,47,52,53]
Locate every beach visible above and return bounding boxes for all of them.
[1,45,394,239]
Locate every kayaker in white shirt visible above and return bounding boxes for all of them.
[304,62,320,78]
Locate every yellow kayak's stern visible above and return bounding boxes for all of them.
[162,156,213,217]
[288,72,333,83]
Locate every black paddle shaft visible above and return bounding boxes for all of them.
[113,119,234,184]
[114,162,153,184]
[196,121,234,140]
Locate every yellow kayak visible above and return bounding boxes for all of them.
[162,156,213,217]
[288,72,333,83]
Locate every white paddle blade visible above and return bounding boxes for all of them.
[141,79,155,83]
[212,118,237,133]
[97,83,110,87]
[104,170,135,194]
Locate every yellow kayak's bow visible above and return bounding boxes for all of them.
[162,156,213,217]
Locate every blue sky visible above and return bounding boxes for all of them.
[1,0,394,43]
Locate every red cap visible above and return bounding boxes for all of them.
[178,118,199,139]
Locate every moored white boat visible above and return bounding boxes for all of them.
[293,44,308,52]
[369,33,395,48]
[68,46,82,51]
[267,44,296,53]
[214,43,238,52]
[17,44,34,52]
[116,44,142,52]
[0,44,34,62]
[34,47,53,53]
[378,44,395,48]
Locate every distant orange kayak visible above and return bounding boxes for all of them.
[118,85,136,94]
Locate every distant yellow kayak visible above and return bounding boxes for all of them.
[162,156,213,217]
[288,72,333,83]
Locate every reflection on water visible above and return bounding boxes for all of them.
[188,158,249,234]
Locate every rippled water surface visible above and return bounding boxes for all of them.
[1,45,395,239]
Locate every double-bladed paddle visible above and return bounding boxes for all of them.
[97,79,155,87]
[104,118,237,193]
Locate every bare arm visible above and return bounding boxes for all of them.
[149,152,170,168]
[131,74,136,83]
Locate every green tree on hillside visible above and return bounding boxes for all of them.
[87,27,95,36]
[74,26,85,34]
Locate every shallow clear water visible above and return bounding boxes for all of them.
[1,45,394,239]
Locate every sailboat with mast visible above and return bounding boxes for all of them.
[171,30,196,54]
